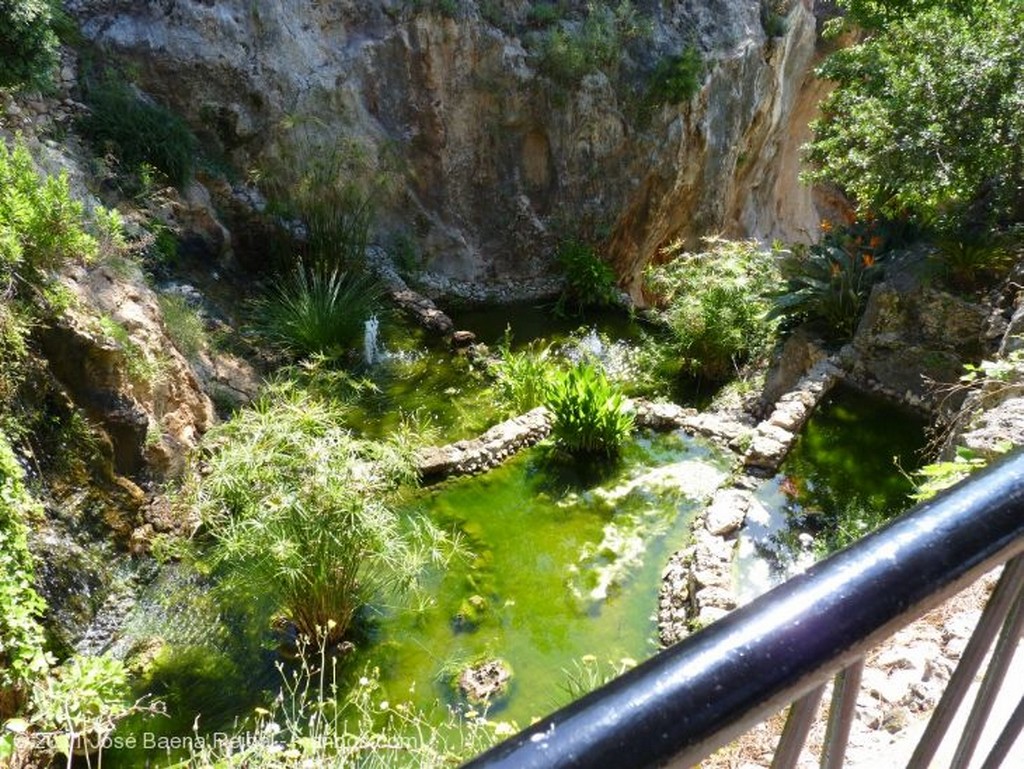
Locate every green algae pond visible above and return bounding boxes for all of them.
[99,312,928,765]
[105,429,730,765]
[362,430,729,726]
[737,383,929,600]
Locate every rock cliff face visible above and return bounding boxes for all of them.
[67,0,826,299]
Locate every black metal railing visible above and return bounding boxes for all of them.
[464,449,1024,769]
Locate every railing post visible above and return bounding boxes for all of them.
[772,684,826,769]
[907,554,1024,769]
[820,659,864,769]
[979,692,1024,769]
[950,570,1024,768]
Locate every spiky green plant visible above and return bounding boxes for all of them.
[770,243,882,340]
[546,362,633,457]
[253,266,382,362]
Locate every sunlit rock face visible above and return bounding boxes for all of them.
[68,0,825,299]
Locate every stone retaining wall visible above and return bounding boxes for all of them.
[415,407,553,482]
[658,358,841,645]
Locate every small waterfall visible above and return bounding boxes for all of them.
[364,315,381,366]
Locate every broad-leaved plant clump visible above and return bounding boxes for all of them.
[556,240,619,314]
[770,242,882,341]
[27,654,135,758]
[546,361,633,457]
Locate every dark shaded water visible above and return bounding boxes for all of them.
[737,383,929,600]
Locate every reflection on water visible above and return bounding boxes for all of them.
[737,384,928,603]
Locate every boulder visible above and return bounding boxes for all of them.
[458,658,512,706]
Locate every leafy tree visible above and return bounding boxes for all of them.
[836,0,974,29]
[807,1,1024,231]
[0,0,59,90]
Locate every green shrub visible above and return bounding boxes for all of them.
[761,1,790,37]
[78,75,197,188]
[158,294,207,361]
[491,332,558,415]
[0,435,50,719]
[1,139,97,286]
[556,240,619,313]
[807,1,1024,230]
[28,654,134,757]
[645,239,780,381]
[0,303,30,417]
[525,2,565,28]
[186,381,453,646]
[643,47,702,109]
[252,266,383,362]
[0,0,59,90]
[546,361,633,457]
[531,2,645,86]
[771,242,881,341]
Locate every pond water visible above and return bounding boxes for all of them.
[361,431,729,726]
[95,306,928,765]
[736,383,929,602]
[104,430,729,765]
[345,306,649,441]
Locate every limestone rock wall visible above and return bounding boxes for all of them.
[38,263,215,480]
[67,0,827,299]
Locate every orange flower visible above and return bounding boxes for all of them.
[862,253,875,268]
[868,235,884,250]
[820,219,833,234]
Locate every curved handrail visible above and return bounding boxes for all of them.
[463,450,1024,769]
